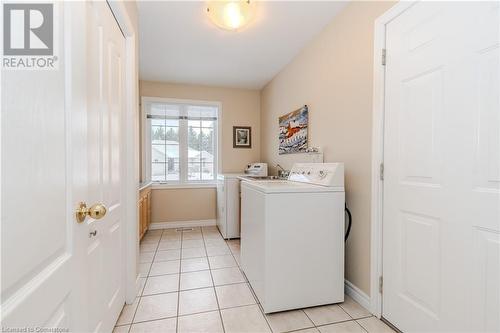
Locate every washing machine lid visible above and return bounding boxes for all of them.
[241,180,344,194]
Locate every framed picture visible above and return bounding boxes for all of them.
[279,105,308,154]
[233,126,252,148]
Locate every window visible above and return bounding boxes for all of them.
[143,98,219,184]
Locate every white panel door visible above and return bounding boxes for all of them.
[383,2,499,332]
[86,1,126,332]
[1,2,87,331]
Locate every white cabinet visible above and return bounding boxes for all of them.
[216,174,243,239]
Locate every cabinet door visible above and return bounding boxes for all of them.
[138,198,145,239]
[142,197,147,235]
[146,191,152,228]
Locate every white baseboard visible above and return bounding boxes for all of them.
[344,279,371,312]
[148,219,216,230]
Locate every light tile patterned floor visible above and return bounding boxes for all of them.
[115,227,395,333]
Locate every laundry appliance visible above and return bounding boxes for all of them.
[240,163,345,313]
[244,163,268,177]
[216,163,269,239]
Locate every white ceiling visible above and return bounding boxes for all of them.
[137,1,348,89]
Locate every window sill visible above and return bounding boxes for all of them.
[151,182,217,190]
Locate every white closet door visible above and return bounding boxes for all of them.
[383,2,499,332]
[86,1,126,332]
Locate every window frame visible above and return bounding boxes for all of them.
[141,97,221,186]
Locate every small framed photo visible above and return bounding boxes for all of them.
[233,126,252,148]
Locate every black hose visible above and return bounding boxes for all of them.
[345,203,352,241]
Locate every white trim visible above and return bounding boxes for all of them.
[107,1,139,306]
[139,182,153,191]
[344,279,371,311]
[148,219,217,230]
[152,183,217,190]
[142,96,222,107]
[141,100,150,183]
[370,0,418,318]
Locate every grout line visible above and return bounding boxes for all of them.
[127,303,266,328]
[258,307,274,332]
[354,320,370,333]
[128,314,178,326]
[138,279,251,298]
[337,301,355,321]
[273,322,316,333]
[243,273,258,303]
[178,303,260,319]
[281,327,316,333]
[249,287,273,332]
[175,230,184,333]
[301,308,316,330]
[150,257,182,264]
[313,318,368,332]
[138,247,158,253]
[201,227,227,333]
[210,265,242,272]
[137,277,146,298]
[336,303,354,326]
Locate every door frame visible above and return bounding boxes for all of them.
[369,0,417,318]
[107,1,139,304]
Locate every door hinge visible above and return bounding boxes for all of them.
[379,276,383,293]
[380,163,384,181]
[381,49,387,66]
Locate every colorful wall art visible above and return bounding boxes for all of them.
[279,105,308,154]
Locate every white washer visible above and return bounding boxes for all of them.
[217,173,246,239]
[240,163,345,313]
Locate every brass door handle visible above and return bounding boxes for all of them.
[76,202,107,223]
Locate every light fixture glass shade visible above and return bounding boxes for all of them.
[206,0,256,31]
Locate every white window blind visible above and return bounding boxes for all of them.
[144,100,219,183]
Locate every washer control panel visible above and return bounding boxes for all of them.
[288,163,344,187]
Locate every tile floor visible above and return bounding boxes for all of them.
[115,227,395,333]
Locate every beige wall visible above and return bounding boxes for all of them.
[140,81,260,223]
[260,1,395,296]
[140,81,261,173]
[151,188,216,223]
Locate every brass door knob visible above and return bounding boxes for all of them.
[76,202,107,223]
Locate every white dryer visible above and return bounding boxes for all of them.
[216,173,245,239]
[240,163,345,313]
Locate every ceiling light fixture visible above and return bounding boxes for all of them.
[206,0,256,31]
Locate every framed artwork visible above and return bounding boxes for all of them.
[279,105,308,154]
[233,126,252,148]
